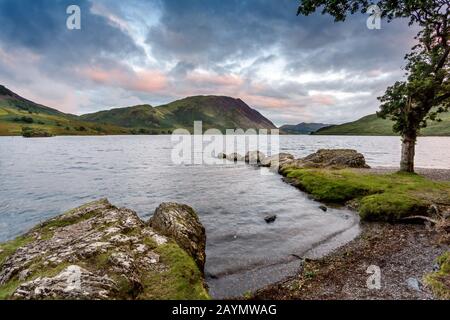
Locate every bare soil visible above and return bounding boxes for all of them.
[252,222,448,300]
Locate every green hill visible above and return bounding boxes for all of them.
[81,95,277,132]
[314,113,450,136]
[0,85,129,136]
[0,86,276,136]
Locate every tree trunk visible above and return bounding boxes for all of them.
[400,134,416,173]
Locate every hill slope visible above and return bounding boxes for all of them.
[82,95,277,132]
[314,113,450,136]
[0,86,277,136]
[0,85,129,136]
[280,122,331,134]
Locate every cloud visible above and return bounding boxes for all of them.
[0,0,421,124]
[80,66,167,93]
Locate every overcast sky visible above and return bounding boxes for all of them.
[0,0,419,125]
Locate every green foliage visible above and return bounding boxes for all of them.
[424,251,450,299]
[21,126,53,138]
[283,168,450,221]
[13,116,34,124]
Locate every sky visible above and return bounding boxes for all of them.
[0,0,420,126]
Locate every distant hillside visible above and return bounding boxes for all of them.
[81,95,277,132]
[314,113,450,136]
[0,85,129,136]
[0,86,276,136]
[280,122,331,134]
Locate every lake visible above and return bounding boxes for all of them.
[0,135,449,297]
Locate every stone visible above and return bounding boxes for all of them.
[259,153,294,168]
[319,205,328,212]
[302,149,370,168]
[244,151,266,164]
[405,277,421,292]
[149,202,206,271]
[264,215,277,223]
[13,265,117,300]
[0,199,209,300]
[226,153,244,162]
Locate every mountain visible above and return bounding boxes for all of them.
[314,113,450,136]
[81,95,277,132]
[0,86,276,136]
[280,122,331,134]
[0,85,129,136]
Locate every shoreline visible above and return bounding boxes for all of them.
[235,150,449,299]
[252,222,448,300]
[351,167,450,182]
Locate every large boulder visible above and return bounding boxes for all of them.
[302,149,370,168]
[149,203,206,272]
[0,199,209,300]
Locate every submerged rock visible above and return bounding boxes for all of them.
[0,199,209,300]
[264,215,277,223]
[149,203,206,271]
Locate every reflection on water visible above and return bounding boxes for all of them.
[0,135,448,297]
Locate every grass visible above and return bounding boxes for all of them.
[139,243,209,300]
[424,251,450,299]
[0,104,130,136]
[282,168,450,221]
[0,235,34,265]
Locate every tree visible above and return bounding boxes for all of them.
[297,0,449,172]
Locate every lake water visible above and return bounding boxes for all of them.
[0,135,449,297]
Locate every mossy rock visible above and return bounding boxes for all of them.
[0,199,209,300]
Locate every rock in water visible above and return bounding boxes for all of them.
[302,149,370,168]
[0,199,209,300]
[226,153,244,162]
[259,153,294,168]
[319,205,328,212]
[278,149,369,172]
[149,203,206,271]
[244,151,266,164]
[264,215,277,223]
[217,152,227,159]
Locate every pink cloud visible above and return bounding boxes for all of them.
[309,94,335,106]
[81,67,167,93]
[241,94,292,109]
[186,72,243,87]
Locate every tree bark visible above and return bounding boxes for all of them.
[400,134,416,173]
